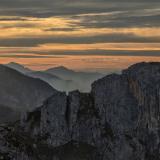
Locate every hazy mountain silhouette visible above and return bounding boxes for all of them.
[6,62,32,74]
[6,62,104,92]
[46,66,103,81]
[0,65,56,123]
[27,71,78,92]
[46,66,104,92]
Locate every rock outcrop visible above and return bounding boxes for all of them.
[0,62,160,160]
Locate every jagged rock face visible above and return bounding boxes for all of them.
[91,62,160,160]
[40,93,70,146]
[91,74,142,160]
[92,74,139,134]
[22,92,70,147]
[123,62,160,159]
[1,62,160,160]
[0,125,99,160]
[67,91,102,147]
[22,91,101,148]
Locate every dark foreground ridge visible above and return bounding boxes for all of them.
[0,62,160,160]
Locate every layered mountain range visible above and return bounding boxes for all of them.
[0,62,103,123]
[6,62,104,92]
[0,62,159,160]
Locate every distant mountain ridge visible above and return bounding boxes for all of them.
[46,66,103,81]
[46,66,104,92]
[26,71,78,92]
[5,62,104,92]
[6,62,32,74]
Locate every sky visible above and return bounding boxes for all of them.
[0,0,160,72]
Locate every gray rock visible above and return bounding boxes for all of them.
[1,62,160,160]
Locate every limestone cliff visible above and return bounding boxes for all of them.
[0,62,160,160]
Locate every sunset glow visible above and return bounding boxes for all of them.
[0,1,159,72]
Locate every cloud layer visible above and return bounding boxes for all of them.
[0,0,159,70]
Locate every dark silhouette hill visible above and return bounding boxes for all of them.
[0,65,56,123]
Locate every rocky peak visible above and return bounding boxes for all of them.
[1,62,160,160]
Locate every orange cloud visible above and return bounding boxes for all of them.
[0,55,159,71]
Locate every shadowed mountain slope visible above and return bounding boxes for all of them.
[0,62,159,159]
[0,65,57,123]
